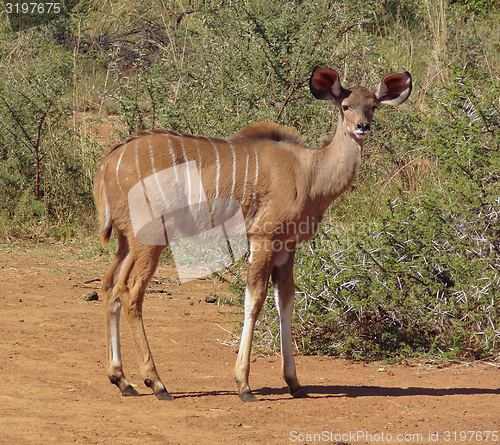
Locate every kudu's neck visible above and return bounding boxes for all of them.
[309,115,364,214]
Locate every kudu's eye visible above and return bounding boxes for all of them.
[341,105,349,111]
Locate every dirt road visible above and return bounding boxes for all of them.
[1,243,499,444]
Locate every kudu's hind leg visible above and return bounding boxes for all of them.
[120,243,172,400]
[103,234,140,396]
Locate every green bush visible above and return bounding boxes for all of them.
[0,35,98,237]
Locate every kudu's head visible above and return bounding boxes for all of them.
[309,66,412,141]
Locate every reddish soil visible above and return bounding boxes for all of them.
[1,243,499,445]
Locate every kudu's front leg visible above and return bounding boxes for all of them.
[234,239,274,402]
[271,248,307,398]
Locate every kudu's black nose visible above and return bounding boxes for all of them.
[357,122,370,132]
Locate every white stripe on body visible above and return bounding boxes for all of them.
[209,139,221,213]
[135,138,159,226]
[240,146,250,203]
[194,138,205,215]
[166,134,181,191]
[115,144,126,193]
[149,138,169,209]
[229,142,237,202]
[252,147,259,199]
[134,138,142,183]
[179,137,192,207]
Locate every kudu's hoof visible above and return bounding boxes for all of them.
[291,387,309,399]
[109,375,140,396]
[144,379,173,400]
[239,391,259,402]
[122,385,141,397]
[155,390,173,401]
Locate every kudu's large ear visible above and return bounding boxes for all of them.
[309,66,343,102]
[375,71,412,106]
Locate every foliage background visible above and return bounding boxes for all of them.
[0,0,499,361]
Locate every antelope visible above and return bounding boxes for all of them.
[93,66,412,402]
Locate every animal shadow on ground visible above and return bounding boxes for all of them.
[159,385,500,401]
[253,384,500,401]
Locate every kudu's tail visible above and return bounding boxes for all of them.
[93,165,113,246]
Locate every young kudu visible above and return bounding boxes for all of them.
[93,66,412,402]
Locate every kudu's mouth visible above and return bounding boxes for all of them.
[354,129,370,139]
